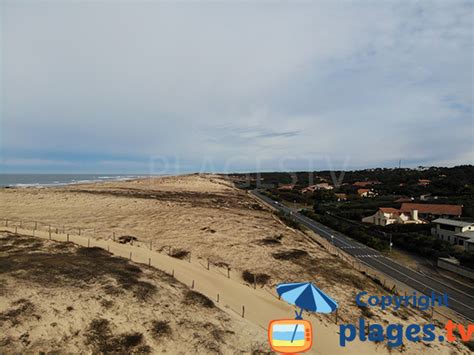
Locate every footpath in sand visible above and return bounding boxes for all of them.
[2,225,384,355]
[1,175,469,353]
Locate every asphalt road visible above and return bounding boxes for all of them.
[251,190,474,322]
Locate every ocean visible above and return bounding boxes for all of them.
[0,174,151,188]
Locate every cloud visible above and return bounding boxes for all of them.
[1,0,473,173]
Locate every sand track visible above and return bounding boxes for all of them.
[1,225,387,354]
[1,174,470,354]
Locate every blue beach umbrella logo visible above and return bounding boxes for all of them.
[268,282,338,352]
[276,282,338,319]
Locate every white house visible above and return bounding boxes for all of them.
[431,218,474,251]
[357,188,376,198]
[453,231,474,252]
[362,207,424,226]
[301,183,334,193]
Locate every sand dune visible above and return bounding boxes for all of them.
[0,231,267,353]
[0,174,470,354]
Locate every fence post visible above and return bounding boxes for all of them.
[78,228,81,236]
[113,232,116,241]
[217,294,219,303]
[227,267,230,279]
[34,221,37,230]
[49,230,51,239]
[207,258,210,270]
[242,305,245,318]
[15,226,17,233]
[88,238,90,247]
[253,274,257,289]
[188,252,191,263]
[172,269,174,277]
[150,241,152,250]
[67,234,69,242]
[62,225,65,234]
[5,219,8,227]
[192,280,194,289]
[148,258,151,266]
[129,252,132,260]
[335,309,338,324]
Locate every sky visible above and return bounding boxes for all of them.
[1,0,473,174]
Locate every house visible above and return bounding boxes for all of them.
[277,184,295,191]
[301,183,333,194]
[419,193,432,201]
[418,179,431,186]
[454,232,474,252]
[357,188,376,197]
[362,207,424,226]
[394,196,413,203]
[400,203,462,220]
[353,181,381,188]
[335,193,348,202]
[431,218,474,251]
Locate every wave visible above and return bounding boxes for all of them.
[4,175,152,188]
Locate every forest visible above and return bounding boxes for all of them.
[230,165,474,268]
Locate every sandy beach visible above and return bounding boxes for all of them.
[0,174,470,354]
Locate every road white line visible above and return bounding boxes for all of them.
[251,192,474,315]
[290,204,474,301]
[294,215,353,248]
[368,257,474,311]
[379,256,474,300]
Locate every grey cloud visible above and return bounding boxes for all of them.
[1,0,472,172]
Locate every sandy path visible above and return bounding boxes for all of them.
[1,225,387,355]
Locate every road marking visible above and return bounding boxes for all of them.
[251,191,474,317]
[294,216,353,248]
[367,257,474,311]
[290,203,474,301]
[378,256,474,300]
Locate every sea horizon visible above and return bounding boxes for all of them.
[0,173,159,188]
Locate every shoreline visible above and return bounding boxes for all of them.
[0,174,164,189]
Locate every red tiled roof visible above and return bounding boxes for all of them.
[400,203,462,216]
[353,181,380,187]
[357,188,370,194]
